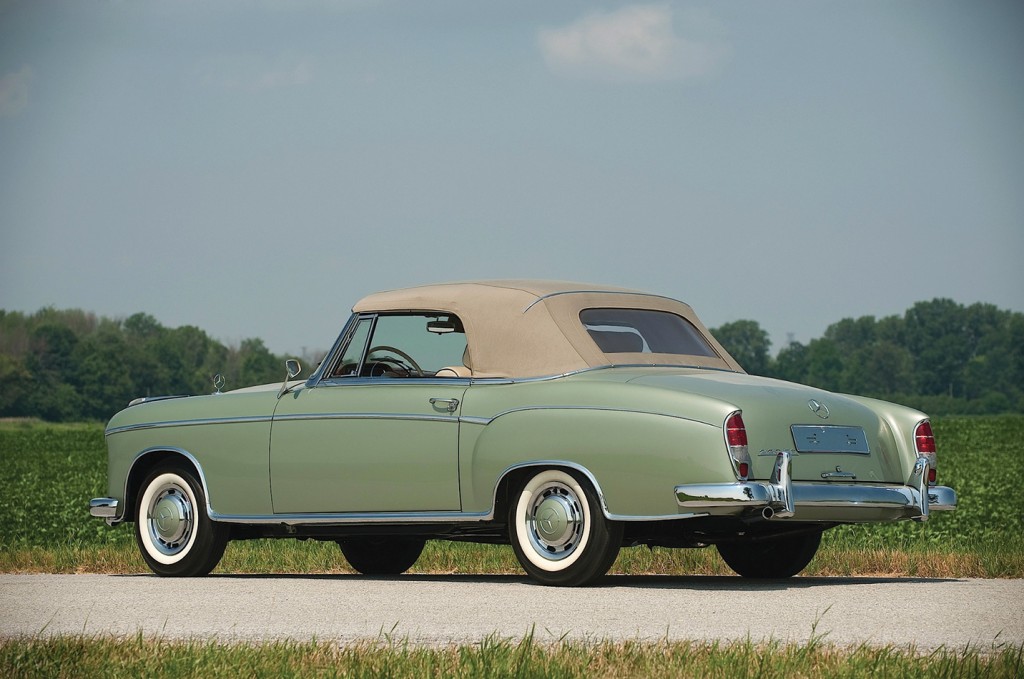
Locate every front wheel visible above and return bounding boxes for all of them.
[134,465,228,577]
[508,469,622,587]
[716,531,822,579]
[337,537,425,575]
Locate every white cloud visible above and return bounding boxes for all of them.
[0,66,34,117]
[199,55,315,92]
[538,4,729,82]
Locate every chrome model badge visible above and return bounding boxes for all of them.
[808,399,830,419]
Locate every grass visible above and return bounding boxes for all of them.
[2,634,1023,679]
[1,416,1022,578]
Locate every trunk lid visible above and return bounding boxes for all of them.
[628,371,905,483]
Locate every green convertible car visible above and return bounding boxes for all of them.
[90,280,956,586]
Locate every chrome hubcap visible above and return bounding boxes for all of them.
[147,485,193,555]
[526,482,583,561]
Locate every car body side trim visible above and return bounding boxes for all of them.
[106,416,273,437]
[107,412,462,437]
[273,413,457,425]
[459,405,716,428]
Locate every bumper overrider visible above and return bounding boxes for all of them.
[89,497,120,525]
[675,452,957,522]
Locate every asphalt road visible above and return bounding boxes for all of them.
[2,574,1021,650]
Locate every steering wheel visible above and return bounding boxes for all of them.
[366,345,423,377]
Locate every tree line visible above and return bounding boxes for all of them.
[710,298,1023,416]
[0,309,297,421]
[1,297,1021,422]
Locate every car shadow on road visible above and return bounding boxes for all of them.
[113,572,963,590]
[595,574,963,591]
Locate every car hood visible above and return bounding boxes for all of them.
[625,370,911,483]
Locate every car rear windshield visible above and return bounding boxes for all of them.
[580,308,718,358]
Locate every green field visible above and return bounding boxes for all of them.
[0,416,1022,577]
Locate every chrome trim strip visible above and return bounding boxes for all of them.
[273,412,457,425]
[311,363,736,389]
[128,394,189,408]
[460,416,491,426]
[522,290,686,314]
[107,411,461,436]
[458,405,715,428]
[210,509,492,525]
[316,377,473,387]
[308,313,359,385]
[106,415,272,437]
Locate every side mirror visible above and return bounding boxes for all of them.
[279,359,302,399]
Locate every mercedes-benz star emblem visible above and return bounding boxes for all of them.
[808,399,830,419]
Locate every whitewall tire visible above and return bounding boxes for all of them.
[508,469,621,587]
[134,466,228,577]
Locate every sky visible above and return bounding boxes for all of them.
[1,0,1022,359]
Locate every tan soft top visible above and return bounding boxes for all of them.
[353,280,742,378]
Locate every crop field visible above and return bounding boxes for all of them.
[0,415,1021,578]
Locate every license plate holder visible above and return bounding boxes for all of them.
[791,425,870,454]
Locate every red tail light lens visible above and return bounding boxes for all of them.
[915,421,936,454]
[725,412,750,480]
[726,413,748,447]
[914,420,938,484]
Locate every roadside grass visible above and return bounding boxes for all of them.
[1,416,1022,578]
[2,634,1022,679]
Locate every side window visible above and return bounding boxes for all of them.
[330,317,372,377]
[333,313,467,378]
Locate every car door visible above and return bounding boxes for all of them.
[269,312,470,514]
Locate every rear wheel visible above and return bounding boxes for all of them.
[508,469,622,587]
[717,531,822,578]
[134,465,228,577]
[337,537,425,575]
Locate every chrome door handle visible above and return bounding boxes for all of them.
[429,398,459,413]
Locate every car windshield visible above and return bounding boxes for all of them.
[580,308,718,358]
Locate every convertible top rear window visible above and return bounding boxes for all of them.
[581,308,718,358]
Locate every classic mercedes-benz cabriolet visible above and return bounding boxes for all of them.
[91,281,956,586]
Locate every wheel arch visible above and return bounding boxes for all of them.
[123,448,213,523]
[492,461,611,522]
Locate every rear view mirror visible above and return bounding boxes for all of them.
[427,320,457,334]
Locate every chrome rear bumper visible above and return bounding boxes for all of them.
[675,452,957,522]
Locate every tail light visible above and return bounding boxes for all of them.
[725,412,751,480]
[914,420,937,485]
